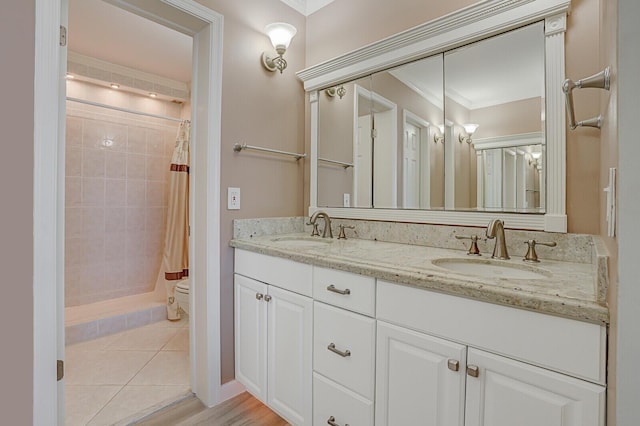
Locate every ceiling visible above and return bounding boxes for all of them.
[68,0,193,83]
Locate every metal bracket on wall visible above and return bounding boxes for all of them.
[562,66,611,130]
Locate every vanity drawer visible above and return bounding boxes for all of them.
[234,249,312,297]
[313,301,376,400]
[313,267,375,316]
[313,372,374,426]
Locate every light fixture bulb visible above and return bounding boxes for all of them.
[110,83,120,89]
[265,22,297,52]
[66,73,74,79]
[463,123,479,135]
[149,93,157,98]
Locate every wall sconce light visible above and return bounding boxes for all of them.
[262,22,297,74]
[458,123,479,143]
[433,124,445,144]
[326,85,346,99]
[529,151,542,168]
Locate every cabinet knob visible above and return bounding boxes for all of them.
[327,416,349,426]
[447,359,460,372]
[467,364,480,378]
[327,343,351,358]
[264,295,272,302]
[255,293,263,300]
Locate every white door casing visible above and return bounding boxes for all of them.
[35,1,226,423]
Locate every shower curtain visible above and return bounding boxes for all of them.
[162,120,190,320]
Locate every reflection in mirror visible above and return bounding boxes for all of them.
[475,140,544,211]
[371,54,445,209]
[317,76,372,208]
[444,21,545,212]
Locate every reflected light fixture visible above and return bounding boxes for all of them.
[433,124,445,144]
[262,22,297,74]
[326,85,346,99]
[459,123,479,143]
[529,151,542,167]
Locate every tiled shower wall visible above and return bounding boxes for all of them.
[65,80,184,306]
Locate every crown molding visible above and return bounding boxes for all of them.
[280,0,336,16]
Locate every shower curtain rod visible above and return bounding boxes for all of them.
[66,97,185,123]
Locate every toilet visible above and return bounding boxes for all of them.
[175,278,190,316]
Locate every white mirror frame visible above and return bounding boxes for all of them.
[298,0,570,232]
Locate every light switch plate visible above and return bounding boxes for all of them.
[228,187,240,210]
[343,193,351,207]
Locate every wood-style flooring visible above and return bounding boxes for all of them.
[133,391,290,425]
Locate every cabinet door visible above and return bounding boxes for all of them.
[234,274,268,403]
[376,321,466,426]
[267,285,313,426]
[465,348,606,426]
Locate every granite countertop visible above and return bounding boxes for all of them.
[230,233,609,325]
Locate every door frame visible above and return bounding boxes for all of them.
[401,109,430,209]
[352,84,398,208]
[33,1,230,423]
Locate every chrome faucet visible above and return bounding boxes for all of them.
[308,211,333,238]
[486,219,509,260]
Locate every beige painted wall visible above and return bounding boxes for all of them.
[196,0,307,383]
[2,2,34,424]
[471,97,544,139]
[307,0,603,233]
[317,82,356,206]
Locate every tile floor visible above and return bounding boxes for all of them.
[65,316,190,425]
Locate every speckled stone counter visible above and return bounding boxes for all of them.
[230,218,609,325]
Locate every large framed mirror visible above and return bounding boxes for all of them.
[301,0,570,231]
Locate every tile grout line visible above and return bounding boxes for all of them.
[75,320,188,425]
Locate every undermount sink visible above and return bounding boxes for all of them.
[270,235,334,248]
[432,258,549,280]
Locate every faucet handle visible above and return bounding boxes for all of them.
[523,239,557,262]
[455,235,481,256]
[337,224,355,240]
[306,222,320,237]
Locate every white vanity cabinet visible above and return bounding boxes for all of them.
[234,250,313,426]
[376,280,607,426]
[233,247,607,426]
[312,267,377,426]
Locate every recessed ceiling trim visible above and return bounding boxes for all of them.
[67,51,190,101]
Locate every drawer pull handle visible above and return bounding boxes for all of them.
[255,293,263,300]
[467,364,480,378]
[264,295,272,302]
[328,343,351,357]
[327,284,351,295]
[327,416,349,426]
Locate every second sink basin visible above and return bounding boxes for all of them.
[432,258,549,280]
